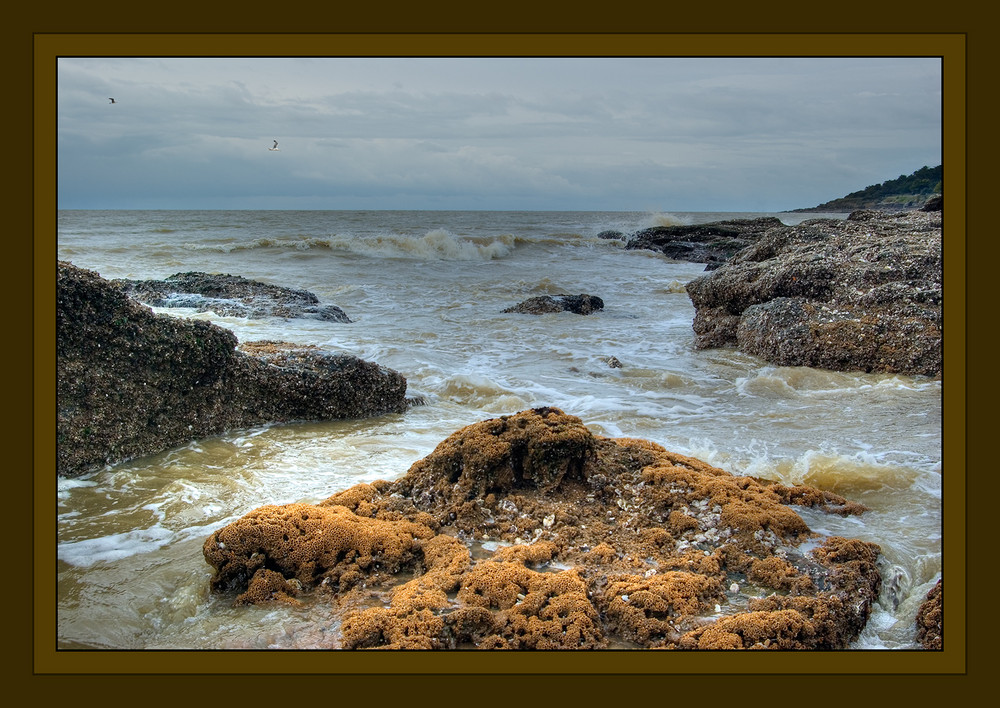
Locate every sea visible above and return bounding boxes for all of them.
[54,209,943,651]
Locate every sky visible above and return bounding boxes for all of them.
[56,57,943,212]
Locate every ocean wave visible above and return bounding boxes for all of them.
[654,279,689,294]
[57,519,229,568]
[687,441,924,495]
[182,229,522,261]
[641,212,692,228]
[183,236,334,253]
[435,373,531,410]
[347,229,519,261]
[735,367,941,399]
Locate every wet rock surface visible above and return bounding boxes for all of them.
[624,218,784,267]
[57,262,408,477]
[203,407,883,650]
[503,294,605,315]
[115,271,352,322]
[916,579,943,650]
[684,209,942,377]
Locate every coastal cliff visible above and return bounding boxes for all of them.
[56,261,409,477]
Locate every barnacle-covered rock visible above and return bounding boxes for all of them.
[685,209,942,376]
[114,271,352,322]
[502,294,604,315]
[624,217,782,266]
[57,261,409,477]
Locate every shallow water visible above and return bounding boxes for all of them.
[55,209,942,649]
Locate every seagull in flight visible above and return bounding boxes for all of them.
[268,139,279,151]
[108,98,116,104]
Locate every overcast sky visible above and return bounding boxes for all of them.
[56,57,942,211]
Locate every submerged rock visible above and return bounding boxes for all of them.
[115,271,352,322]
[503,294,604,315]
[57,262,408,477]
[203,407,884,650]
[685,209,942,377]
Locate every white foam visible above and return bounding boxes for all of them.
[59,519,233,568]
[59,525,177,567]
[641,212,691,228]
[338,230,519,261]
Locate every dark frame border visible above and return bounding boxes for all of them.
[35,32,965,676]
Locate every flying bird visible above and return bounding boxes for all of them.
[108,98,116,104]
[268,140,279,151]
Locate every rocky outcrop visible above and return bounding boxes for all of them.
[114,271,352,322]
[920,194,943,212]
[57,262,408,477]
[916,579,943,650]
[503,294,604,315]
[685,209,942,377]
[624,218,784,267]
[204,407,884,650]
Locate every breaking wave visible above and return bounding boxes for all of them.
[684,440,931,497]
[642,212,691,228]
[342,229,519,261]
[184,229,521,261]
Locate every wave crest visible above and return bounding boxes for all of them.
[185,229,518,261]
[642,212,691,228]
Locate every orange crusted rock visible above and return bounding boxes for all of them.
[202,502,434,594]
[204,408,888,650]
[394,407,596,509]
[602,571,725,645]
[916,579,942,650]
[235,568,303,607]
[456,553,603,649]
[745,556,815,595]
[642,462,813,544]
[341,606,446,650]
[677,609,815,650]
[319,482,383,515]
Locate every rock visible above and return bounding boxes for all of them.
[114,271,352,322]
[920,194,943,212]
[204,407,883,650]
[624,218,784,265]
[57,262,408,477]
[597,230,625,241]
[503,294,604,315]
[685,209,942,377]
[915,579,943,650]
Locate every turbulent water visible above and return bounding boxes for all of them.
[55,209,942,650]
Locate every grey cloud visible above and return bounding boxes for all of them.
[56,57,942,211]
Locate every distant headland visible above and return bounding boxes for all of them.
[787,164,942,213]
